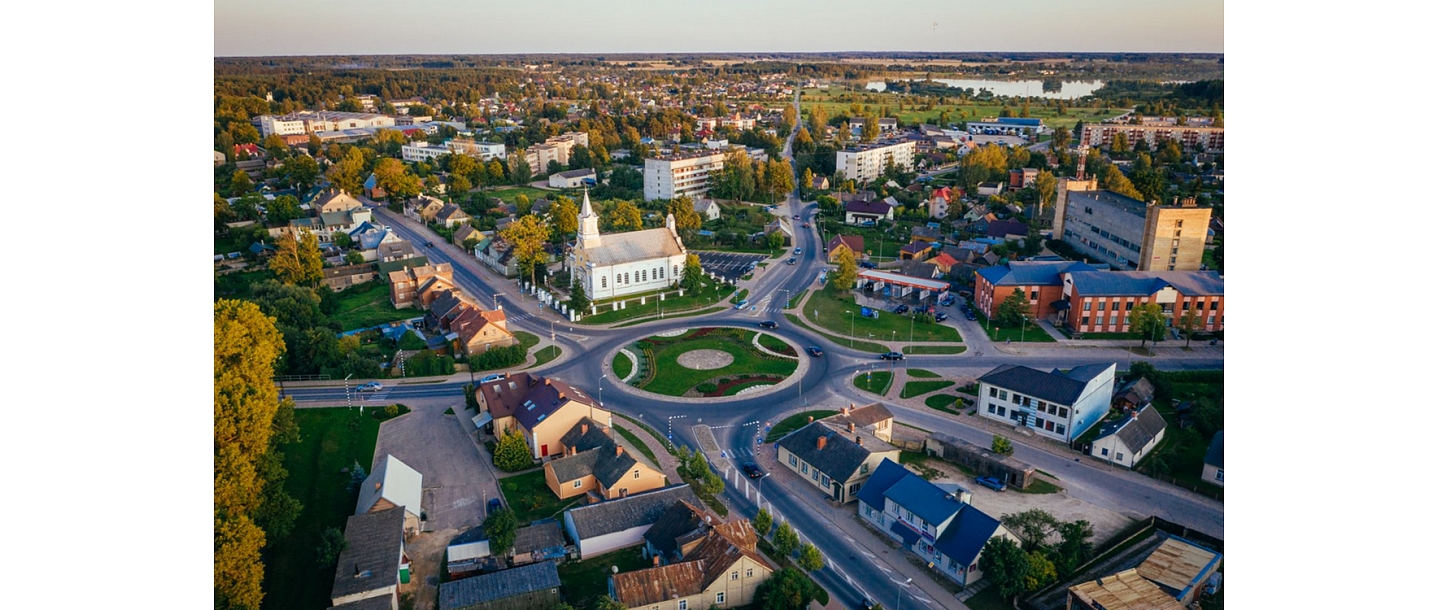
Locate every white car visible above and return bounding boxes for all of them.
[357,382,384,392]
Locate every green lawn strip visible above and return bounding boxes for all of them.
[577,284,730,325]
[903,344,967,355]
[721,380,776,396]
[968,307,1057,343]
[264,407,403,610]
[897,450,948,480]
[214,269,277,301]
[853,371,894,396]
[962,583,1011,610]
[924,394,962,414]
[498,470,582,524]
[612,424,659,468]
[757,333,795,355]
[612,306,727,328]
[513,331,540,351]
[1075,332,1136,340]
[783,313,887,353]
[637,331,796,396]
[802,289,962,342]
[730,288,750,304]
[900,380,955,399]
[614,413,677,457]
[611,351,634,379]
[1015,478,1063,495]
[328,281,424,331]
[907,368,941,378]
[529,345,562,368]
[785,292,802,309]
[765,410,841,442]
[557,547,651,610]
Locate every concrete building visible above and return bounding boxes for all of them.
[643,150,727,201]
[447,138,508,161]
[548,168,597,188]
[1058,269,1225,335]
[1081,123,1224,153]
[524,132,589,173]
[568,191,690,300]
[401,142,451,163]
[975,363,1116,444]
[258,111,395,137]
[836,141,916,184]
[1059,190,1212,271]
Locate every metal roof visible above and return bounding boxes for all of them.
[883,474,964,526]
[856,458,911,510]
[1204,431,1224,468]
[565,485,700,540]
[858,269,950,291]
[933,504,1004,566]
[437,561,561,610]
[330,508,405,600]
[355,455,423,519]
[977,363,1115,406]
[1066,270,1224,298]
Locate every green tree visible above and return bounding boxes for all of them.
[754,568,821,610]
[500,214,552,286]
[1034,170,1057,215]
[569,144,593,170]
[831,244,858,293]
[315,527,347,568]
[1052,520,1094,576]
[682,253,703,292]
[229,169,253,197]
[667,196,704,236]
[326,148,367,195]
[861,116,880,143]
[266,195,303,224]
[1002,509,1061,553]
[794,127,815,154]
[550,196,579,238]
[1127,302,1168,348]
[509,154,533,186]
[344,251,365,265]
[449,174,473,195]
[995,289,1031,328]
[493,429,533,471]
[546,160,565,176]
[797,543,824,572]
[483,507,519,555]
[269,229,324,287]
[1109,131,1130,155]
[1177,309,1202,348]
[1023,550,1058,591]
[991,434,1013,456]
[978,536,1032,601]
[605,200,643,232]
[800,167,815,193]
[807,105,827,139]
[1049,128,1071,153]
[284,155,320,190]
[374,157,422,202]
[516,194,532,216]
[765,230,785,251]
[772,521,800,558]
[568,278,590,314]
[753,507,773,537]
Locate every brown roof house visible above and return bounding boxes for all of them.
[425,289,518,357]
[775,418,900,504]
[826,235,864,262]
[406,194,446,223]
[387,262,454,309]
[822,403,895,443]
[436,204,472,229]
[611,517,774,610]
[544,417,668,501]
[474,373,610,460]
[315,188,365,214]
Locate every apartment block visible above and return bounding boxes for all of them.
[525,132,589,173]
[258,111,395,137]
[1080,123,1224,153]
[836,140,916,184]
[1060,190,1212,271]
[643,151,726,201]
[1058,269,1225,335]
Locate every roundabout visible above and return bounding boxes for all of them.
[614,327,801,398]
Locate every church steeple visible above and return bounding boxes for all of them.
[577,188,601,249]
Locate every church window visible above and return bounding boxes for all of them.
[600,276,607,288]
[640,270,647,282]
[674,265,679,277]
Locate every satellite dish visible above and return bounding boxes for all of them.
[611,565,619,574]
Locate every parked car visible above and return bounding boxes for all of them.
[975,476,1007,492]
[479,374,504,383]
[793,214,800,220]
[742,462,768,479]
[936,312,949,322]
[487,498,503,515]
[803,222,810,228]
[879,352,906,361]
[759,320,778,329]
[893,304,910,314]
[806,346,824,357]
[859,261,878,269]
[965,311,977,321]
[735,299,750,310]
[357,381,384,392]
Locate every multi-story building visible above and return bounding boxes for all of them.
[258,111,396,137]
[1080,123,1224,153]
[836,140,916,184]
[401,141,451,163]
[1058,269,1225,335]
[643,150,726,201]
[387,262,454,309]
[847,117,899,133]
[973,260,1099,322]
[1059,190,1212,271]
[975,363,1116,444]
[524,132,589,173]
[446,138,507,161]
[720,114,756,130]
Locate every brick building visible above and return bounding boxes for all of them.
[973,261,1099,321]
[1057,270,1224,335]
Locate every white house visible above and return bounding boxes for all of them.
[568,190,689,301]
[975,363,1116,444]
[355,455,425,535]
[693,198,721,222]
[1202,431,1223,486]
[563,485,700,559]
[1087,405,1167,469]
[549,168,597,188]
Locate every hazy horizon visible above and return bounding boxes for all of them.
[216,0,1222,57]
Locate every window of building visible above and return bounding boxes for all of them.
[747,568,754,578]
[716,592,725,605]
[1110,315,1118,326]
[634,470,640,478]
[1046,421,1055,432]
[1058,407,1069,418]
[812,470,820,481]
[970,564,978,572]
[1081,316,1090,326]
[1030,290,1038,300]
[821,475,830,487]
[600,276,606,288]
[1056,424,1066,436]
[1171,248,1179,256]
[988,404,996,414]
[1216,469,1224,482]
[1116,453,1124,461]
[789,454,798,466]
[989,387,997,397]
[674,265,679,276]
[801,463,808,474]
[1101,447,1109,456]
[1022,397,1031,407]
[905,509,914,521]
[1174,229,1182,237]
[861,463,869,474]
[998,390,1008,400]
[573,479,582,488]
[732,571,738,581]
[1126,301,1134,311]
[997,406,1006,417]
[1083,301,1091,311]
[865,504,873,517]
[1182,301,1190,311]
[679,600,688,610]
[1210,300,1219,310]
[1011,394,1021,405]
[1208,315,1216,325]
[1175,220,1184,228]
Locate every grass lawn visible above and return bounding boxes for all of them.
[616,413,676,456]
[498,470,581,525]
[765,409,840,442]
[636,329,797,396]
[924,394,963,414]
[613,423,658,467]
[907,368,941,378]
[612,305,727,328]
[803,289,963,343]
[962,584,1011,610]
[757,333,796,356]
[578,283,730,325]
[214,269,276,301]
[484,186,552,206]
[530,345,562,368]
[854,370,894,396]
[262,407,400,610]
[730,288,750,304]
[611,351,633,379]
[904,344,967,354]
[1016,478,1063,495]
[901,379,955,399]
[816,219,906,260]
[969,307,1057,343]
[783,313,888,353]
[328,281,424,331]
[557,547,651,610]
[898,450,948,480]
[514,331,540,352]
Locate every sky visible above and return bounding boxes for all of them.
[215,0,1222,57]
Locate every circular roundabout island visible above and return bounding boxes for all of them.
[615,327,800,398]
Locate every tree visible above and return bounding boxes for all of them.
[326,148,367,195]
[568,278,590,314]
[1049,128,1071,153]
[483,507,519,555]
[772,521,800,558]
[315,527,347,568]
[493,429,533,471]
[1177,309,1202,348]
[500,214,551,286]
[991,434,1013,456]
[794,127,814,154]
[797,543,824,572]
[344,251,365,265]
[765,230,785,251]
[605,200,643,232]
[516,194,532,216]
[546,159,565,176]
[449,174,473,195]
[765,159,796,202]
[284,155,320,190]
[753,507,773,537]
[550,196,579,238]
[270,229,324,287]
[1110,131,1130,155]
[1023,550,1058,592]
[834,122,850,148]
[754,568,821,610]
[996,289,1031,328]
[1034,170,1057,215]
[861,116,880,143]
[569,144,593,170]
[230,169,253,197]
[682,253,703,292]
[807,105,827,138]
[1127,302,1168,348]
[831,245,858,293]
[978,536,1032,601]
[509,154,533,186]
[667,196,703,236]
[374,158,422,202]
[800,167,815,193]
[781,105,797,130]
[1052,520,1094,576]
[266,195,303,224]
[1002,509,1061,553]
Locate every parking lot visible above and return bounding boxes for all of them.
[694,251,769,282]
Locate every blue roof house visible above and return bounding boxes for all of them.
[856,459,1017,588]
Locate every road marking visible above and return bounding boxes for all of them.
[861,550,876,558]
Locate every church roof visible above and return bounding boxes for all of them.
[575,228,685,267]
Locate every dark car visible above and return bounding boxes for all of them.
[965,312,977,321]
[788,257,797,265]
[806,346,823,357]
[975,476,1007,492]
[742,462,768,479]
[793,214,800,220]
[759,320,778,329]
[487,498,503,515]
[880,351,906,361]
[859,261,878,269]
[935,312,949,322]
[893,304,910,314]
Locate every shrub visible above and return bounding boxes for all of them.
[696,382,718,394]
[468,344,526,372]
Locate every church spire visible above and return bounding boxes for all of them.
[577,188,601,249]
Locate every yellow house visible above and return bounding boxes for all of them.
[611,519,773,610]
[545,418,668,500]
[475,373,611,460]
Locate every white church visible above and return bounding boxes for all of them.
[568,190,690,300]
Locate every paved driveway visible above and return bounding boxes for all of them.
[695,251,769,282]
[372,398,499,532]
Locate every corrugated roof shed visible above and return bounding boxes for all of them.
[438,561,561,610]
[1068,568,1187,610]
[1137,537,1221,598]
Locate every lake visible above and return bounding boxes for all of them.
[865,78,1107,99]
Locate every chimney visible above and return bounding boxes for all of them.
[374,482,382,491]
[855,436,863,445]
[582,423,589,436]
[817,435,828,450]
[849,422,856,433]
[654,555,661,567]
[807,416,814,423]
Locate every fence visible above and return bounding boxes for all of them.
[276,374,331,382]
[1138,470,1224,500]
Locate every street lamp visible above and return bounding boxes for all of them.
[846,310,855,348]
[897,577,912,610]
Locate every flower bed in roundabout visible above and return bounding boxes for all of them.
[618,327,799,397]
